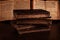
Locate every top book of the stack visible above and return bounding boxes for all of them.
[14,9,51,19]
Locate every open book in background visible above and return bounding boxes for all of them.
[14,0,58,20]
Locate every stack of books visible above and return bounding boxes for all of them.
[14,9,51,34]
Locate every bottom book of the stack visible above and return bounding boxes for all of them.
[15,24,50,34]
